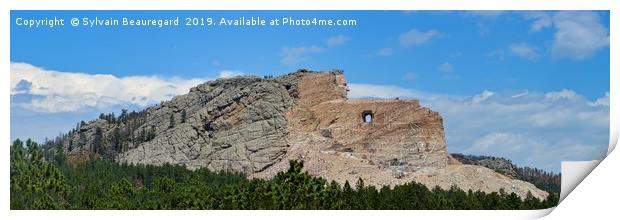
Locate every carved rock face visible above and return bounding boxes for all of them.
[284,73,449,173]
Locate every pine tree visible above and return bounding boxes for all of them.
[68,139,74,152]
[168,114,175,129]
[93,127,103,155]
[181,109,187,123]
[10,139,69,209]
[53,143,65,166]
[148,125,157,141]
[78,132,87,149]
[120,109,128,123]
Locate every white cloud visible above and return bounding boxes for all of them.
[399,29,441,47]
[10,62,215,113]
[347,84,609,171]
[435,90,608,171]
[438,62,454,74]
[551,11,610,60]
[511,90,529,98]
[280,46,325,65]
[325,34,349,47]
[469,132,536,152]
[545,89,578,100]
[218,70,246,78]
[589,92,610,107]
[377,48,393,56]
[471,90,494,104]
[509,42,540,60]
[523,11,552,32]
[521,11,609,60]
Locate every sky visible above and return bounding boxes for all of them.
[10,10,610,172]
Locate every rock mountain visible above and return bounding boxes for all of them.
[61,70,548,199]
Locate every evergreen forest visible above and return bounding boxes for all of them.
[10,139,559,210]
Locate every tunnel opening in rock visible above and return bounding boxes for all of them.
[362,111,374,123]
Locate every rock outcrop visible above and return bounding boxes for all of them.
[118,77,295,173]
[62,69,548,199]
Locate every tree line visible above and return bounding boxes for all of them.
[451,153,561,193]
[11,139,558,210]
[48,108,189,162]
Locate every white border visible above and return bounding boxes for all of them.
[2,0,617,219]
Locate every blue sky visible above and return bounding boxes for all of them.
[10,11,610,172]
